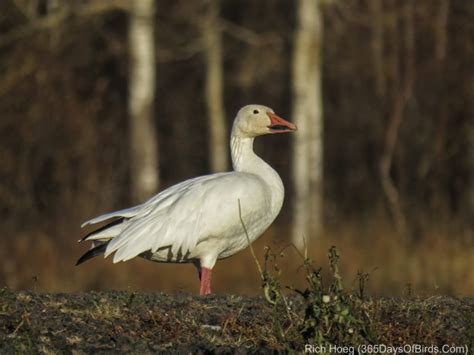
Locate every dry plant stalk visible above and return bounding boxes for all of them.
[238,199,279,305]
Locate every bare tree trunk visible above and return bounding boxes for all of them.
[202,0,228,172]
[369,0,386,97]
[291,0,324,250]
[435,0,449,62]
[379,2,415,235]
[468,120,474,224]
[26,0,40,18]
[128,0,159,202]
[46,0,63,47]
[46,0,61,14]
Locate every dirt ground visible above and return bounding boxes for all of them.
[0,289,473,354]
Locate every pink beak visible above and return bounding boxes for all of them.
[267,112,297,133]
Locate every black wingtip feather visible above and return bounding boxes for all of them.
[79,218,124,243]
[76,242,108,266]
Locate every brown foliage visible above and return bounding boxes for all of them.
[0,0,473,293]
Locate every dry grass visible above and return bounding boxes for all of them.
[1,221,473,296]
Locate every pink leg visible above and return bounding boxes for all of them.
[199,267,212,296]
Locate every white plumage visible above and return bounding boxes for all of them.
[77,104,297,295]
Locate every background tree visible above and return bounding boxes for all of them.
[378,1,414,235]
[202,0,228,172]
[291,0,324,250]
[128,0,159,202]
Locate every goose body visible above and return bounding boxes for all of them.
[77,104,296,294]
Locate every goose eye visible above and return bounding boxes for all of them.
[253,109,259,114]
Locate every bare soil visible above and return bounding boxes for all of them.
[0,289,472,354]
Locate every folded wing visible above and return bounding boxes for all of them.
[98,172,269,263]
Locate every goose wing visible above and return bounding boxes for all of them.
[103,172,270,263]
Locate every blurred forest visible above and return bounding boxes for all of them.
[0,0,473,296]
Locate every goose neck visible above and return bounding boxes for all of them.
[230,134,284,213]
[230,135,258,172]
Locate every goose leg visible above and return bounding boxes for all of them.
[199,267,212,295]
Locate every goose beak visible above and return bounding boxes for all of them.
[267,112,297,133]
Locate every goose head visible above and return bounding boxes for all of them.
[231,104,297,138]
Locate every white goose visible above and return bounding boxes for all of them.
[77,104,296,295]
